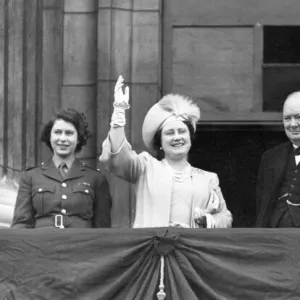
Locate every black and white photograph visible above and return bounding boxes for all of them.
[0,0,299,299]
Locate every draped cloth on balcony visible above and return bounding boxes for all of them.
[0,228,299,300]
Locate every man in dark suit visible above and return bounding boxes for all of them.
[256,92,300,227]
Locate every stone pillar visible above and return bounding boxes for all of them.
[97,0,161,227]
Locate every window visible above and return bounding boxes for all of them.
[263,26,300,112]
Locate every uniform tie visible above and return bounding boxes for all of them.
[295,147,300,156]
[58,162,68,179]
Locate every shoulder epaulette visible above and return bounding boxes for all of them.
[26,166,39,171]
[26,162,44,171]
[82,163,101,172]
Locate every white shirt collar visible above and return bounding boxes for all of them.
[293,144,300,165]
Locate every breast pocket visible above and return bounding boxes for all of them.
[71,186,95,218]
[32,186,55,215]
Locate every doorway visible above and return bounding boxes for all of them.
[189,125,287,227]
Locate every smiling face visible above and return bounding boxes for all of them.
[161,120,191,161]
[283,93,300,146]
[50,119,78,159]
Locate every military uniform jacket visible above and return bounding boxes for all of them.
[11,158,112,228]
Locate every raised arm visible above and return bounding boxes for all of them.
[109,75,130,153]
[99,76,147,183]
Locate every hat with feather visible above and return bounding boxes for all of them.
[142,94,200,151]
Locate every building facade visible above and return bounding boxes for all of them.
[0,0,298,226]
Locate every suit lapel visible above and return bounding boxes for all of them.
[267,142,292,209]
[270,143,292,194]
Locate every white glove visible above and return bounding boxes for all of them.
[110,75,130,128]
[205,213,216,228]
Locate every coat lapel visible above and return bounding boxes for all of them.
[190,169,217,228]
[41,159,63,182]
[64,159,84,181]
[270,143,292,197]
[41,158,84,182]
[153,160,173,227]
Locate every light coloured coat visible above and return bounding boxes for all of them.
[100,138,232,228]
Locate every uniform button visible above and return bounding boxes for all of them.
[291,185,295,188]
[85,189,89,194]
[38,188,43,192]
[62,182,67,187]
[61,195,67,200]
[61,209,66,215]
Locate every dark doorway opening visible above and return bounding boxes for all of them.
[189,124,287,227]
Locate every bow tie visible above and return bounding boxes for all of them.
[295,147,300,156]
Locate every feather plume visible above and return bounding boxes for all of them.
[158,94,200,129]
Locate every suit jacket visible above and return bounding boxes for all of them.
[255,142,292,227]
[11,158,112,228]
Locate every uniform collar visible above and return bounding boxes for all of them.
[52,155,75,169]
[41,158,84,182]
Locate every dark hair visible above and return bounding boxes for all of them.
[152,120,196,160]
[40,108,91,153]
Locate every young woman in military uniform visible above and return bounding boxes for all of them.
[11,108,112,229]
